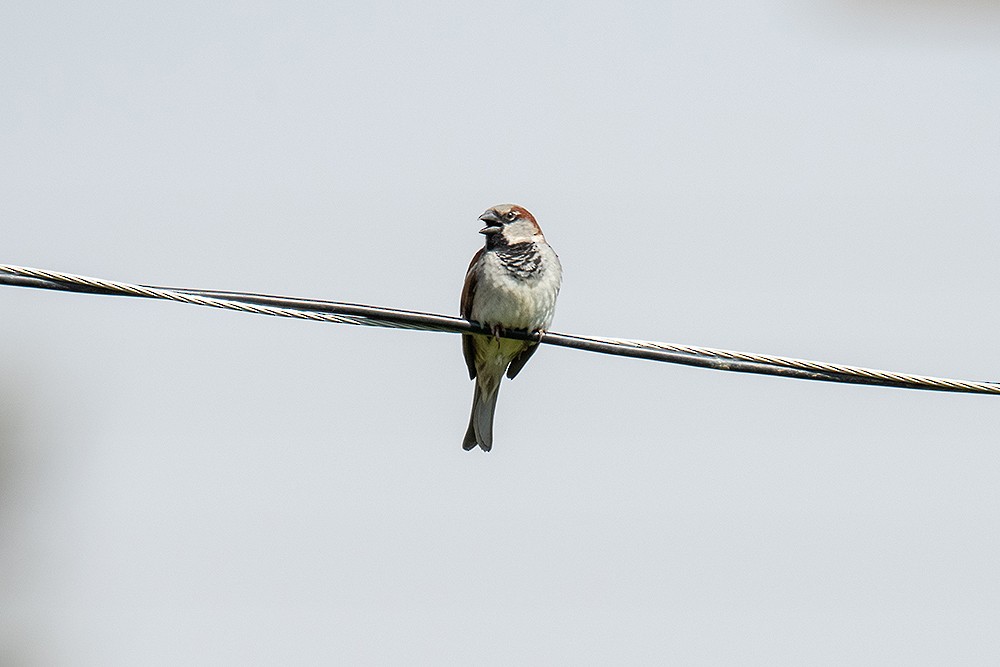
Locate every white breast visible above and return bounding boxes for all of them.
[469,243,562,331]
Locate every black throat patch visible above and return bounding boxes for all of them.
[493,241,542,279]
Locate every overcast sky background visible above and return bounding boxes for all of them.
[2,1,1000,664]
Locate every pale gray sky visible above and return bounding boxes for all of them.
[3,1,1000,664]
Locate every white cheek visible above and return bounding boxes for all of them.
[501,220,540,243]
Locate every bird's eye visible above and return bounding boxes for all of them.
[506,211,517,220]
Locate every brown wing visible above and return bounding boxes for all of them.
[505,341,539,379]
[460,248,484,380]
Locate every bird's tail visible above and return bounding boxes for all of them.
[462,382,501,452]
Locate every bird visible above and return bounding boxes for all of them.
[460,204,562,451]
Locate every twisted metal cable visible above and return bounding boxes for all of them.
[2,263,998,395]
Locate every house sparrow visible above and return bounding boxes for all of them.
[461,204,562,451]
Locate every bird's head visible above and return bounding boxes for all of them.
[478,204,543,244]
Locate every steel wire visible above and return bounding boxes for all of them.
[2,264,997,395]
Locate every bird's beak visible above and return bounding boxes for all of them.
[478,210,503,235]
